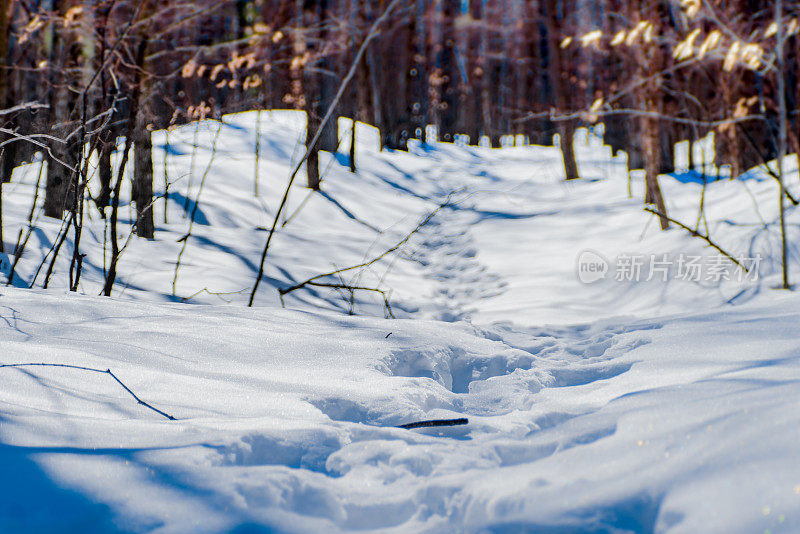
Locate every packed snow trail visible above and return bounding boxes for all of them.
[407,166,507,322]
[2,113,800,533]
[2,287,800,533]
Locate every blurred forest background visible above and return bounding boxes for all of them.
[1,0,799,294]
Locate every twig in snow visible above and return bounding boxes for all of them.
[644,208,749,272]
[0,363,176,420]
[397,418,468,429]
[280,281,396,318]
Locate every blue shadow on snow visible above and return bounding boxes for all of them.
[667,169,767,184]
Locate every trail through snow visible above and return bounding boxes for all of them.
[1,113,800,533]
[410,166,507,322]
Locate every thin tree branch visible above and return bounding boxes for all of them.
[0,101,48,116]
[644,208,749,272]
[0,363,176,420]
[281,281,396,318]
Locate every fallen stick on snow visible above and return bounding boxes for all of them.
[0,363,176,420]
[397,418,468,430]
[643,208,749,272]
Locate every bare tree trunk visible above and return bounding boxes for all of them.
[0,1,9,251]
[306,108,321,190]
[102,135,134,296]
[381,2,412,150]
[44,1,79,219]
[480,0,493,145]
[776,0,790,289]
[304,58,321,189]
[410,0,428,143]
[317,0,339,153]
[644,115,669,230]
[659,124,676,174]
[44,136,77,219]
[132,115,155,238]
[349,119,356,173]
[0,141,14,184]
[96,133,114,213]
[0,0,14,189]
[365,50,383,145]
[301,0,321,189]
[438,0,459,143]
[544,0,579,180]
[559,120,580,180]
[130,1,155,240]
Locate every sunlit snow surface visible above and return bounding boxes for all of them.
[1,112,800,532]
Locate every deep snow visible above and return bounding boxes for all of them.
[1,112,800,533]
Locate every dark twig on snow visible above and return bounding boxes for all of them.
[644,208,749,272]
[280,281,396,318]
[397,418,468,429]
[0,363,176,420]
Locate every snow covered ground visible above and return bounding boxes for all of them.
[1,112,800,532]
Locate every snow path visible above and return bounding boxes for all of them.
[2,113,800,532]
[0,289,660,533]
[3,287,799,533]
[409,166,507,322]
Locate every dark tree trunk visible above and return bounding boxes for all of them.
[0,0,12,192]
[644,116,669,230]
[544,0,578,181]
[687,129,696,171]
[409,0,428,143]
[299,0,320,189]
[132,115,155,238]
[316,0,339,153]
[604,114,629,157]
[96,133,114,213]
[659,123,676,175]
[306,109,321,190]
[131,1,155,239]
[0,145,14,184]
[318,81,339,153]
[480,1,494,145]
[44,139,78,219]
[438,0,459,143]
[349,119,356,173]
[560,120,580,180]
[44,3,80,219]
